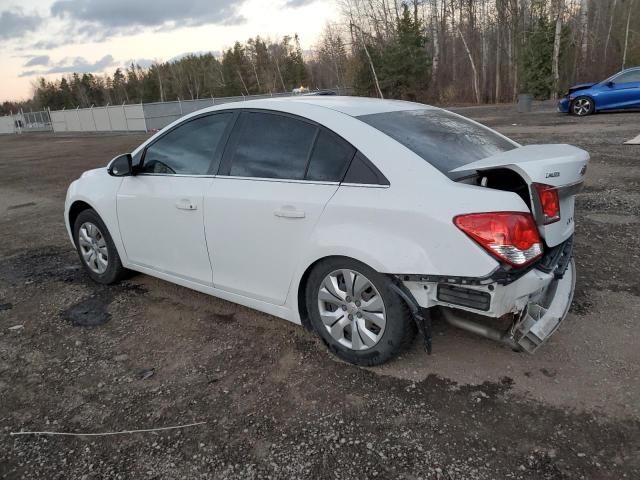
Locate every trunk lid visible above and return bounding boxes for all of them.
[451,144,590,247]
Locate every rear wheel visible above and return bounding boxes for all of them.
[571,96,594,116]
[306,258,415,366]
[73,209,127,284]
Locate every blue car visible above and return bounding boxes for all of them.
[558,67,640,116]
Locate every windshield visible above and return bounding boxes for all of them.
[358,109,518,179]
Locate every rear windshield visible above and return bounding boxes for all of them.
[358,109,517,178]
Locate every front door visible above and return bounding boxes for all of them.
[204,111,356,305]
[598,70,640,109]
[117,112,234,285]
[118,176,213,284]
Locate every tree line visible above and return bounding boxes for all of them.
[333,0,638,103]
[1,0,638,115]
[1,35,309,114]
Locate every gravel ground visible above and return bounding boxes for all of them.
[0,104,639,479]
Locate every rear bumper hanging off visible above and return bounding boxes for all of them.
[440,259,575,353]
[398,236,576,353]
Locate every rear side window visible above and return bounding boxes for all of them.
[142,113,233,175]
[229,112,317,180]
[343,152,389,185]
[358,109,517,179]
[305,129,355,182]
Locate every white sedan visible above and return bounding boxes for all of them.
[65,97,588,366]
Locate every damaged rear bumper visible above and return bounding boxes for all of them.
[400,237,576,353]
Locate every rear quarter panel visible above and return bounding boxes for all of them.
[303,180,528,278]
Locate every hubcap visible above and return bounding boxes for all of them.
[317,269,386,351]
[78,222,109,274]
[573,99,591,116]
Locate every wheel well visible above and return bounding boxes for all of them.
[297,256,332,331]
[68,201,93,234]
[572,95,596,108]
[296,255,392,331]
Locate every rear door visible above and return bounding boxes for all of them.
[204,111,355,305]
[117,112,234,285]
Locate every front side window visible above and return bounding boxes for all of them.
[141,113,233,175]
[229,112,317,180]
[358,109,518,179]
[613,70,640,84]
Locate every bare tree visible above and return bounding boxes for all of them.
[551,0,564,100]
[604,0,618,66]
[579,0,589,71]
[349,21,384,99]
[457,25,481,103]
[622,0,635,69]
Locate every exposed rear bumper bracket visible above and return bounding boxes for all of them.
[512,258,576,352]
[390,282,432,354]
[439,258,576,353]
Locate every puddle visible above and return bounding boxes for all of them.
[0,248,81,285]
[211,312,236,323]
[62,295,112,327]
[59,281,146,327]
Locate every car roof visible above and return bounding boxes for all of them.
[614,66,640,75]
[212,96,435,117]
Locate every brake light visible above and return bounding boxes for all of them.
[454,212,543,268]
[533,183,560,224]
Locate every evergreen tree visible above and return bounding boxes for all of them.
[379,4,431,100]
[521,18,555,99]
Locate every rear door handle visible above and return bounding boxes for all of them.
[274,206,305,219]
[175,198,198,211]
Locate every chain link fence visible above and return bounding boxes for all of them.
[0,110,52,134]
[0,88,353,135]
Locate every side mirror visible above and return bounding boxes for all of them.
[108,153,133,177]
[606,81,615,87]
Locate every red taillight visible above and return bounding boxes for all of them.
[454,212,543,268]
[533,183,560,224]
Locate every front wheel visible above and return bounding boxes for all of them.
[571,96,594,116]
[73,209,127,284]
[305,258,416,366]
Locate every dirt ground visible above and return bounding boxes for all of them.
[0,104,638,479]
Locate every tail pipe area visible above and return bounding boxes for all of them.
[440,308,520,350]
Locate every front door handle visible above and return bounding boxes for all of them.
[175,198,197,211]
[274,206,305,219]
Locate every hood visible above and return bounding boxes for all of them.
[567,82,596,95]
[81,168,107,179]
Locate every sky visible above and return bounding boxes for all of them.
[0,0,339,102]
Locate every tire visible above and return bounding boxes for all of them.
[571,96,595,116]
[73,209,127,285]
[305,258,416,366]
